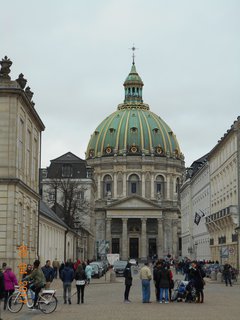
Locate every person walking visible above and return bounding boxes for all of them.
[41,260,54,289]
[60,262,74,304]
[85,260,92,284]
[75,264,87,304]
[3,266,18,310]
[222,262,232,287]
[123,262,132,303]
[139,262,152,303]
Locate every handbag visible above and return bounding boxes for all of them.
[76,280,85,285]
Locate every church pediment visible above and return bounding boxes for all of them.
[106,195,160,210]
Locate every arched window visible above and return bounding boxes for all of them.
[155,175,165,199]
[103,175,113,198]
[128,174,140,195]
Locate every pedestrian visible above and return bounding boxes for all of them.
[24,260,46,309]
[153,260,161,301]
[3,266,18,310]
[85,260,92,284]
[157,261,171,304]
[189,261,206,303]
[60,262,74,304]
[75,264,87,304]
[0,266,5,320]
[41,260,54,289]
[139,262,152,303]
[123,262,132,303]
[222,262,232,287]
[52,259,60,279]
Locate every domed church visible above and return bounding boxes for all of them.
[86,57,185,261]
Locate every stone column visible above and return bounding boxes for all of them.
[172,220,178,258]
[141,218,147,260]
[166,176,170,200]
[122,218,128,260]
[97,175,101,199]
[123,173,127,197]
[142,173,145,197]
[157,218,164,258]
[113,173,117,198]
[151,174,154,198]
[106,218,112,253]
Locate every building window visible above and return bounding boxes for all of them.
[128,174,140,196]
[210,238,214,245]
[103,175,112,197]
[155,175,164,198]
[156,183,161,193]
[131,182,137,193]
[62,164,73,177]
[232,233,238,242]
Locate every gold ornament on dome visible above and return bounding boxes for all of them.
[89,149,94,158]
[156,146,163,155]
[105,146,112,154]
[130,145,138,153]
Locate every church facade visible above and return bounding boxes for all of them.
[86,60,185,261]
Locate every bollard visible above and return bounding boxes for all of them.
[110,271,116,282]
[210,270,217,281]
[216,272,222,283]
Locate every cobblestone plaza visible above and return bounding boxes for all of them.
[1,270,239,320]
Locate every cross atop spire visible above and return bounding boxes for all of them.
[130,44,138,65]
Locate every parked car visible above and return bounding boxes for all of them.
[90,262,103,278]
[113,260,128,276]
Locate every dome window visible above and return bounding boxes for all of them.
[130,127,137,133]
[153,128,159,134]
[109,128,115,134]
[94,131,99,135]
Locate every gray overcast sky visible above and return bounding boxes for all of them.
[1,0,240,168]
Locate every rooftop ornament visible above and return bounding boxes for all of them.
[16,73,27,89]
[0,56,12,80]
[25,86,34,101]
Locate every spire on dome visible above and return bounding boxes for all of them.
[123,46,144,104]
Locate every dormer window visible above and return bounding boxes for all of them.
[153,128,159,134]
[62,164,73,178]
[94,131,99,135]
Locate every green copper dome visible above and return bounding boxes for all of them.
[86,63,183,160]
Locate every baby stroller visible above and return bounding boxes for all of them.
[171,279,197,302]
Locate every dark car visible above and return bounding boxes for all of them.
[113,260,128,276]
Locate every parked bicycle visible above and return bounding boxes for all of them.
[7,284,57,314]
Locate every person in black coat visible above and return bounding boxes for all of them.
[75,264,87,304]
[189,261,206,303]
[157,261,171,303]
[123,262,132,303]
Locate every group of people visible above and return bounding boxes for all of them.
[59,259,92,305]
[0,258,93,317]
[123,260,206,304]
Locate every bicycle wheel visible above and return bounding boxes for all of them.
[7,294,24,313]
[39,294,58,314]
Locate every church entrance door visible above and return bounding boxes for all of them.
[129,238,139,258]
